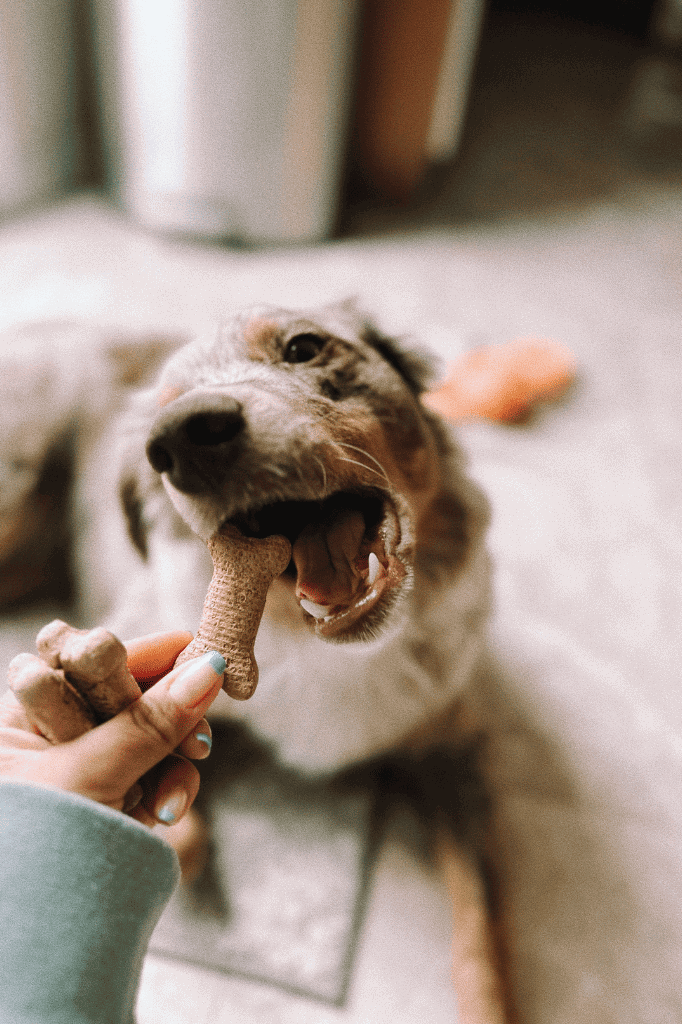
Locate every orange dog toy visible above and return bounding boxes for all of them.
[423,337,577,424]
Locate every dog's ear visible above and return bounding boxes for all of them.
[115,399,166,560]
[361,321,436,396]
[119,471,149,559]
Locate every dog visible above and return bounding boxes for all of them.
[100,300,506,1017]
[110,301,491,772]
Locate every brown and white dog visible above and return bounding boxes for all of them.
[103,301,506,1019]
[111,301,491,775]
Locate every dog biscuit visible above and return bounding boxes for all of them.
[174,524,292,699]
[35,619,141,719]
[8,652,98,742]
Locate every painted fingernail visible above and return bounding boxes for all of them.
[206,651,226,675]
[156,791,187,825]
[194,731,212,753]
[169,651,226,705]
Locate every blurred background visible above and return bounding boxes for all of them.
[1,0,682,245]
[2,6,682,1023]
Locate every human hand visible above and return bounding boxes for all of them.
[0,630,225,827]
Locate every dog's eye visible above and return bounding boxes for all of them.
[283,333,325,363]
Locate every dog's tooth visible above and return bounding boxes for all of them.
[300,598,333,619]
[368,552,381,586]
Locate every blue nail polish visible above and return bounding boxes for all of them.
[156,792,186,824]
[207,651,226,675]
[195,731,212,752]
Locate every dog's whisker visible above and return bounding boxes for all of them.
[294,460,317,499]
[312,455,328,493]
[317,439,391,485]
[336,456,388,482]
[336,442,391,484]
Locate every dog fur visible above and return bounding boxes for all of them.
[103,301,491,777]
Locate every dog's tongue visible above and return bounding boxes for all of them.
[293,509,365,607]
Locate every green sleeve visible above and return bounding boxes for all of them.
[0,780,179,1024]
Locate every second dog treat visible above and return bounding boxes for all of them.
[8,652,97,742]
[36,620,141,720]
[174,524,292,700]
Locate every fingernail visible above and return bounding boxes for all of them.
[169,651,226,705]
[205,651,226,675]
[194,730,212,753]
[122,783,143,814]
[156,791,187,825]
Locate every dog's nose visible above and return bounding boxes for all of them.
[146,392,245,494]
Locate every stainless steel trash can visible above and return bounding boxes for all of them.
[92,0,358,244]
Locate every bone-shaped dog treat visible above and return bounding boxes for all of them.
[35,620,141,719]
[174,524,292,700]
[8,652,98,742]
[9,621,142,742]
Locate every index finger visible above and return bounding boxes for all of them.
[125,631,194,688]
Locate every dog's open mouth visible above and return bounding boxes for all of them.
[229,488,408,639]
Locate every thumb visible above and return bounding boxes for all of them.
[63,651,226,800]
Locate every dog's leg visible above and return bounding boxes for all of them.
[436,830,514,1024]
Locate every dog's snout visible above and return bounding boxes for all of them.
[146,392,245,494]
